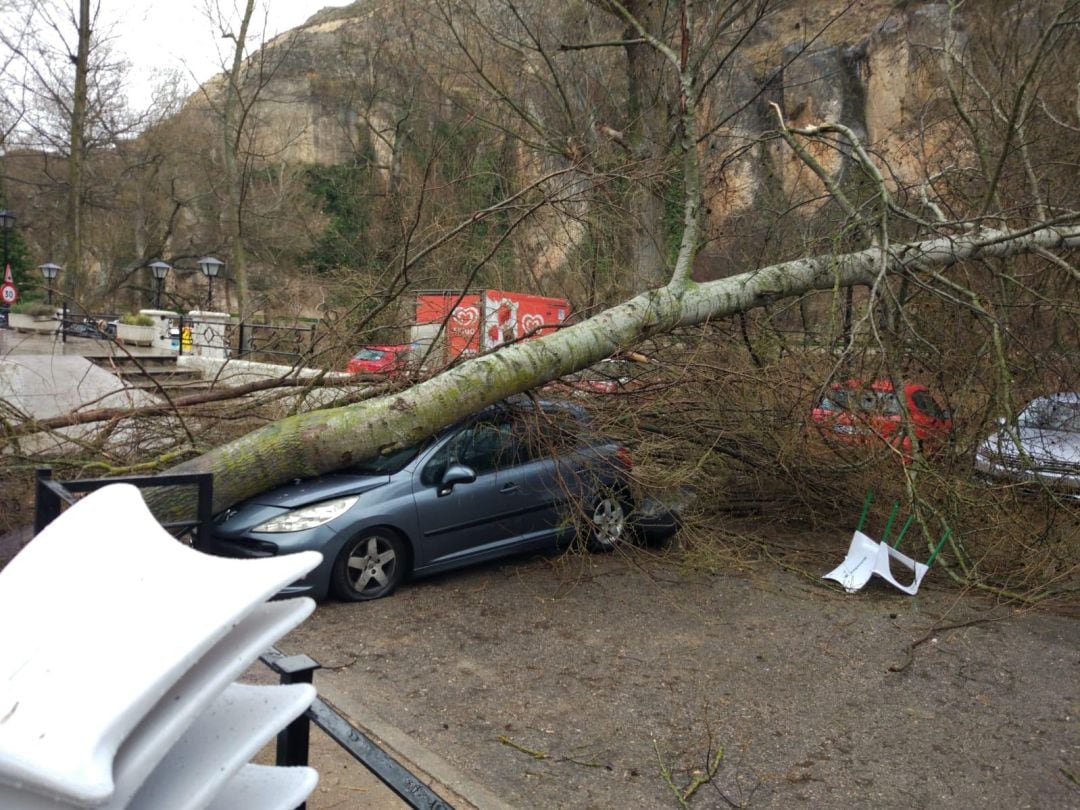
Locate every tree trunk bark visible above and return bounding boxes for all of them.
[164,223,1080,514]
[221,0,255,313]
[64,0,90,300]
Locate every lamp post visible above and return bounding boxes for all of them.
[38,263,61,305]
[198,256,223,310]
[0,210,13,271]
[0,210,15,321]
[149,261,171,308]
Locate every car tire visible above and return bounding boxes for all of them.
[586,487,633,552]
[330,529,407,601]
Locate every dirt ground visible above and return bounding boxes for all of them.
[272,541,1079,809]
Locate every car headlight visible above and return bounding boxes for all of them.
[253,496,359,533]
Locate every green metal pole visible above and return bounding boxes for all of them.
[926,529,953,567]
[856,490,873,533]
[893,515,915,549]
[882,501,899,545]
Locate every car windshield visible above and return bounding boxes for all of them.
[346,442,425,475]
[353,348,386,361]
[875,392,903,415]
[1019,399,1080,432]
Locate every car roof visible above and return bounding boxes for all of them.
[1027,391,1080,406]
[830,378,928,394]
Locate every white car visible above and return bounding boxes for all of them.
[974,392,1080,497]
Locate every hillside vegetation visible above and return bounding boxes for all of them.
[1,1,1076,602]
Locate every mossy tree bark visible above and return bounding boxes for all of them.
[156,1,1080,517]
[166,221,1080,513]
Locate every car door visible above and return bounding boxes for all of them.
[412,415,529,567]
[489,410,581,544]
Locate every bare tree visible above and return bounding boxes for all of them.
[4,2,1076,595]
[152,1,1079,521]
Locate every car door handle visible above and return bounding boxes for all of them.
[500,483,520,494]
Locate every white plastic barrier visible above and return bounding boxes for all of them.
[0,484,322,809]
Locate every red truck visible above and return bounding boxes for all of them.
[410,289,569,366]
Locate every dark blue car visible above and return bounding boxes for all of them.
[206,399,639,601]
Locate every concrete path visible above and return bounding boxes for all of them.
[0,329,168,449]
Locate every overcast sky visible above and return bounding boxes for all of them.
[108,1,349,110]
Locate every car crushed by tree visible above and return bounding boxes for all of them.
[204,398,657,601]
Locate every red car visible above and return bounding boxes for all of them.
[810,379,952,457]
[346,344,413,375]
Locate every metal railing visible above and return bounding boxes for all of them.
[262,649,455,810]
[34,468,213,549]
[235,320,320,363]
[54,302,120,344]
[176,315,320,364]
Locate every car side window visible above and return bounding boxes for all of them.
[1046,402,1080,432]
[511,409,583,459]
[878,393,902,416]
[420,419,515,486]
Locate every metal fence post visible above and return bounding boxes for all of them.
[270,654,321,810]
[194,474,214,552]
[34,468,60,534]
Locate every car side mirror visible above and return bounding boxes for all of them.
[439,464,477,496]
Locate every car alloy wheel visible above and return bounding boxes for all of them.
[587,490,630,552]
[331,530,406,601]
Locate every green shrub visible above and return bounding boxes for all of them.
[120,313,154,327]
[9,301,56,317]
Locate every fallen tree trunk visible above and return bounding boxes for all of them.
[163,223,1080,512]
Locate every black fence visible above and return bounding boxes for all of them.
[14,304,322,365]
[262,649,455,810]
[31,302,121,343]
[34,468,213,548]
[32,469,454,810]
[177,316,320,365]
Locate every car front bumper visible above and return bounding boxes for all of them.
[202,532,333,600]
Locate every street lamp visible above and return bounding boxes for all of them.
[1,211,15,322]
[0,210,14,270]
[198,256,223,310]
[149,261,171,308]
[38,263,61,306]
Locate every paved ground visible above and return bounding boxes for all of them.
[0,329,170,458]
[277,546,1079,809]
[0,325,172,358]
[5,326,1077,808]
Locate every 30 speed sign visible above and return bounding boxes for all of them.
[0,283,16,305]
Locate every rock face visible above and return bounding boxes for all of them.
[194,1,965,282]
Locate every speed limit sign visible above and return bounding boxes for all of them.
[0,283,16,305]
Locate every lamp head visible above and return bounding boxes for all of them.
[198,256,223,278]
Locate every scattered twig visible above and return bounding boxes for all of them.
[888,616,1003,673]
[655,739,725,808]
[498,735,547,760]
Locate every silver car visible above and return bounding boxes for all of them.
[206,399,642,601]
[974,392,1080,497]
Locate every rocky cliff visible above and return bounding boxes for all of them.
[189,1,967,284]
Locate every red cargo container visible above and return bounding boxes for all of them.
[411,289,569,366]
